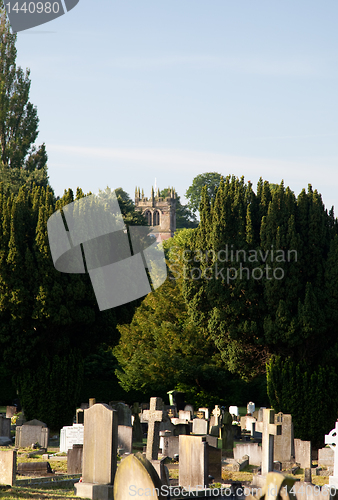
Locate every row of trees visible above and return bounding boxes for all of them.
[1,4,338,447]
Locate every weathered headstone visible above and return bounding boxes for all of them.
[60,424,84,453]
[143,397,164,461]
[111,402,132,427]
[162,435,179,458]
[234,442,262,465]
[294,438,311,469]
[114,453,167,499]
[67,444,83,474]
[0,416,11,438]
[324,420,338,488]
[76,408,84,424]
[247,402,255,415]
[118,425,133,454]
[0,450,16,486]
[132,403,143,443]
[6,406,17,419]
[198,407,209,419]
[255,408,282,476]
[318,446,334,466]
[229,406,239,418]
[74,403,118,500]
[178,410,191,421]
[192,418,208,435]
[89,398,96,408]
[184,404,194,418]
[221,411,234,450]
[179,435,208,489]
[15,419,49,448]
[274,413,294,463]
[209,405,221,437]
[167,390,185,411]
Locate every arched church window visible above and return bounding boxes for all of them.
[144,210,152,225]
[153,210,160,226]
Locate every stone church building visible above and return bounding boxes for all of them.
[135,187,176,242]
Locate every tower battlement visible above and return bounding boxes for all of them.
[135,187,176,242]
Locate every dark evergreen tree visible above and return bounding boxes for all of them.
[179,175,338,443]
[0,186,144,429]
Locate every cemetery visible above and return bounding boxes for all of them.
[0,398,338,500]
[0,3,338,500]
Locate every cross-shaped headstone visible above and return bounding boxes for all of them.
[212,405,221,426]
[255,408,282,476]
[142,397,164,460]
[325,420,338,486]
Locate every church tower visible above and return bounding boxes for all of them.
[134,187,176,242]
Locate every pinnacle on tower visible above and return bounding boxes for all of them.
[141,188,144,199]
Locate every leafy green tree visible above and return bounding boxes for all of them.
[113,229,268,408]
[185,172,223,214]
[0,8,49,192]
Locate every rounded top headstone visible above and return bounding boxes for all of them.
[247,402,255,415]
[114,453,166,500]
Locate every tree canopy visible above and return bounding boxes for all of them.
[0,7,49,192]
[185,172,223,214]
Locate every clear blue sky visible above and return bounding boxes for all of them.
[13,0,338,210]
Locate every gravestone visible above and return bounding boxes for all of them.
[234,442,262,465]
[74,403,118,500]
[167,390,185,411]
[111,402,132,427]
[166,406,177,418]
[324,420,338,488]
[192,418,208,435]
[255,408,282,476]
[209,405,221,437]
[132,403,143,443]
[15,419,49,448]
[60,424,84,453]
[198,407,209,419]
[6,406,17,419]
[143,397,164,461]
[118,425,133,454]
[89,398,96,408]
[221,411,234,450]
[208,444,222,482]
[178,410,191,421]
[179,435,208,489]
[318,447,334,466]
[0,416,11,438]
[0,450,16,486]
[184,404,194,418]
[67,444,83,474]
[76,408,84,424]
[229,406,239,418]
[274,413,294,463]
[162,435,179,458]
[247,402,255,415]
[294,438,311,469]
[114,453,167,499]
